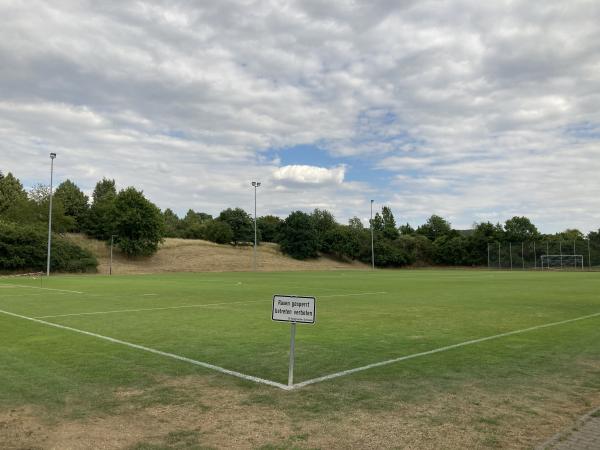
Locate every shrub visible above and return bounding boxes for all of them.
[0,221,97,272]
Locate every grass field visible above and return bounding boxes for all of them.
[2,270,600,448]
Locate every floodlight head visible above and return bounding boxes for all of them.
[252,181,261,187]
[371,199,374,203]
[50,152,57,159]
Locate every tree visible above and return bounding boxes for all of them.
[54,180,89,231]
[204,220,233,244]
[399,223,414,235]
[348,217,364,230]
[84,178,117,240]
[504,216,539,242]
[257,215,282,242]
[162,208,182,237]
[381,206,399,240]
[311,209,337,250]
[0,172,27,215]
[473,221,504,242]
[371,212,384,233]
[113,187,164,256]
[218,208,254,245]
[557,229,584,241]
[26,184,74,232]
[416,215,454,241]
[279,211,319,259]
[92,178,117,203]
[322,225,361,260]
[180,209,211,239]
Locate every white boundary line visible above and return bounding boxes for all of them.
[0,308,290,391]
[1,284,84,294]
[5,307,599,391]
[293,311,600,389]
[35,300,265,319]
[33,291,387,319]
[320,291,387,298]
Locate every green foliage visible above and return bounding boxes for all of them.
[322,225,361,260]
[84,178,117,240]
[218,208,254,245]
[381,206,399,240]
[279,211,318,259]
[0,172,27,215]
[54,180,89,231]
[504,216,540,242]
[399,223,414,235]
[0,221,97,272]
[473,221,504,242]
[113,187,164,257]
[416,215,454,241]
[204,220,233,244]
[257,215,282,243]
[371,212,384,232]
[180,209,211,239]
[348,217,364,230]
[370,238,413,267]
[162,208,182,238]
[311,209,337,251]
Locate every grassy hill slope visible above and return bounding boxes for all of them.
[66,234,368,274]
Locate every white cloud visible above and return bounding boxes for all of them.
[273,165,345,185]
[0,0,599,232]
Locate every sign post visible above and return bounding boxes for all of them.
[272,294,316,387]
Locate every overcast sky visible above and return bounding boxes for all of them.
[1,0,599,232]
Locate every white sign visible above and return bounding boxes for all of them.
[272,295,316,324]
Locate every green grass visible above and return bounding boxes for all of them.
[1,269,600,418]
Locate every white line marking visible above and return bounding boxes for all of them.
[320,291,387,298]
[292,311,600,389]
[35,299,266,318]
[33,291,386,319]
[0,308,290,391]
[1,284,84,294]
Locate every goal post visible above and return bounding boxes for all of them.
[540,255,584,270]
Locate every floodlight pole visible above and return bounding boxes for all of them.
[588,239,592,270]
[534,241,537,270]
[46,153,57,277]
[288,322,296,387]
[109,234,117,275]
[509,242,513,270]
[521,242,525,270]
[370,200,375,270]
[487,243,490,269]
[251,181,261,271]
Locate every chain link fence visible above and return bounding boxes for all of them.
[486,239,600,270]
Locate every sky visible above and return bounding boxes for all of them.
[1,0,599,233]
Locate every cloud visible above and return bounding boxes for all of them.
[0,0,599,232]
[273,165,346,185]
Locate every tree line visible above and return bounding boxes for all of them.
[2,169,599,272]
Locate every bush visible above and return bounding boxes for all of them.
[0,221,97,272]
[279,211,319,259]
[204,220,233,244]
[113,187,164,256]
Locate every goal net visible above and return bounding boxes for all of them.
[540,255,584,270]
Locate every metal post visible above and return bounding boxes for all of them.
[521,242,525,269]
[370,200,375,270]
[288,322,296,387]
[534,241,537,269]
[110,235,116,275]
[46,153,56,277]
[588,239,592,270]
[498,242,501,269]
[251,181,261,271]
[559,241,563,268]
[487,243,490,269]
[573,240,577,269]
[509,242,513,270]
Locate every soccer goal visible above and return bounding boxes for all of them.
[540,255,584,270]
